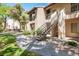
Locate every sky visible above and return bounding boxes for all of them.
[6,3,48,11]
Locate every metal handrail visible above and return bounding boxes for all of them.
[43,11,60,35]
[37,11,57,32]
[41,11,59,34]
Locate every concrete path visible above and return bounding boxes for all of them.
[16,35,74,56]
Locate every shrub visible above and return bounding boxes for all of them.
[0,33,38,56]
[0,33,16,44]
[0,43,21,56]
[0,43,38,56]
[35,28,43,35]
[23,30,31,35]
[31,30,35,35]
[0,29,3,32]
[64,41,77,47]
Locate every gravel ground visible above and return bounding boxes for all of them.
[16,35,79,56]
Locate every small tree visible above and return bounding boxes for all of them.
[20,12,29,31]
[10,3,29,31]
[0,4,13,30]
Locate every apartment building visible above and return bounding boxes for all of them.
[27,3,79,40]
[6,17,20,31]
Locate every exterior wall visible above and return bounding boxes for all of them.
[45,4,71,39]
[27,8,46,31]
[35,8,46,30]
[65,18,79,37]
[27,3,79,39]
[45,3,71,14]
[6,18,20,31]
[26,21,35,31]
[45,3,79,39]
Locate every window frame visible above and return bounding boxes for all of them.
[71,3,79,12]
[71,23,79,33]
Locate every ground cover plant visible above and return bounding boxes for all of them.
[0,33,38,56]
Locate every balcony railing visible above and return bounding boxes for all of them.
[66,11,79,19]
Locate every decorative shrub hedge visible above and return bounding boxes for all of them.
[23,30,31,35]
[64,41,78,47]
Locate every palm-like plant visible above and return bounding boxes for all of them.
[9,4,23,31]
[20,12,29,31]
[10,3,29,31]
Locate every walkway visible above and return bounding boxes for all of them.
[16,35,79,56]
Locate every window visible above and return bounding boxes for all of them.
[29,10,37,21]
[71,23,77,33]
[71,23,79,33]
[46,9,50,14]
[71,3,79,12]
[46,9,51,19]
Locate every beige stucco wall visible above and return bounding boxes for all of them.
[35,8,46,30]
[27,3,79,39]
[45,4,71,39]
[45,3,71,14]
[45,3,79,39]
[26,21,35,31]
[27,8,46,31]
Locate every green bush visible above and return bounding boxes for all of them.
[0,43,38,56]
[35,28,43,35]
[0,43,21,56]
[0,29,3,32]
[0,33,16,44]
[31,30,35,35]
[0,33,38,56]
[23,30,31,35]
[64,41,77,47]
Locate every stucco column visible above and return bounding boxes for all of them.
[58,9,65,39]
[35,8,46,30]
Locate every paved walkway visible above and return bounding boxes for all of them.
[16,35,79,56]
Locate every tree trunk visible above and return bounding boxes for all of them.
[24,23,27,31]
[4,17,7,31]
[19,21,21,32]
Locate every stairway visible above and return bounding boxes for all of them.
[36,11,60,41]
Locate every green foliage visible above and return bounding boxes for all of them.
[10,3,29,31]
[0,33,16,45]
[0,4,13,17]
[0,28,3,32]
[0,34,38,56]
[0,4,13,30]
[35,28,43,35]
[10,3,23,20]
[31,30,36,35]
[23,30,31,35]
[0,43,22,56]
[0,43,38,56]
[64,41,77,47]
